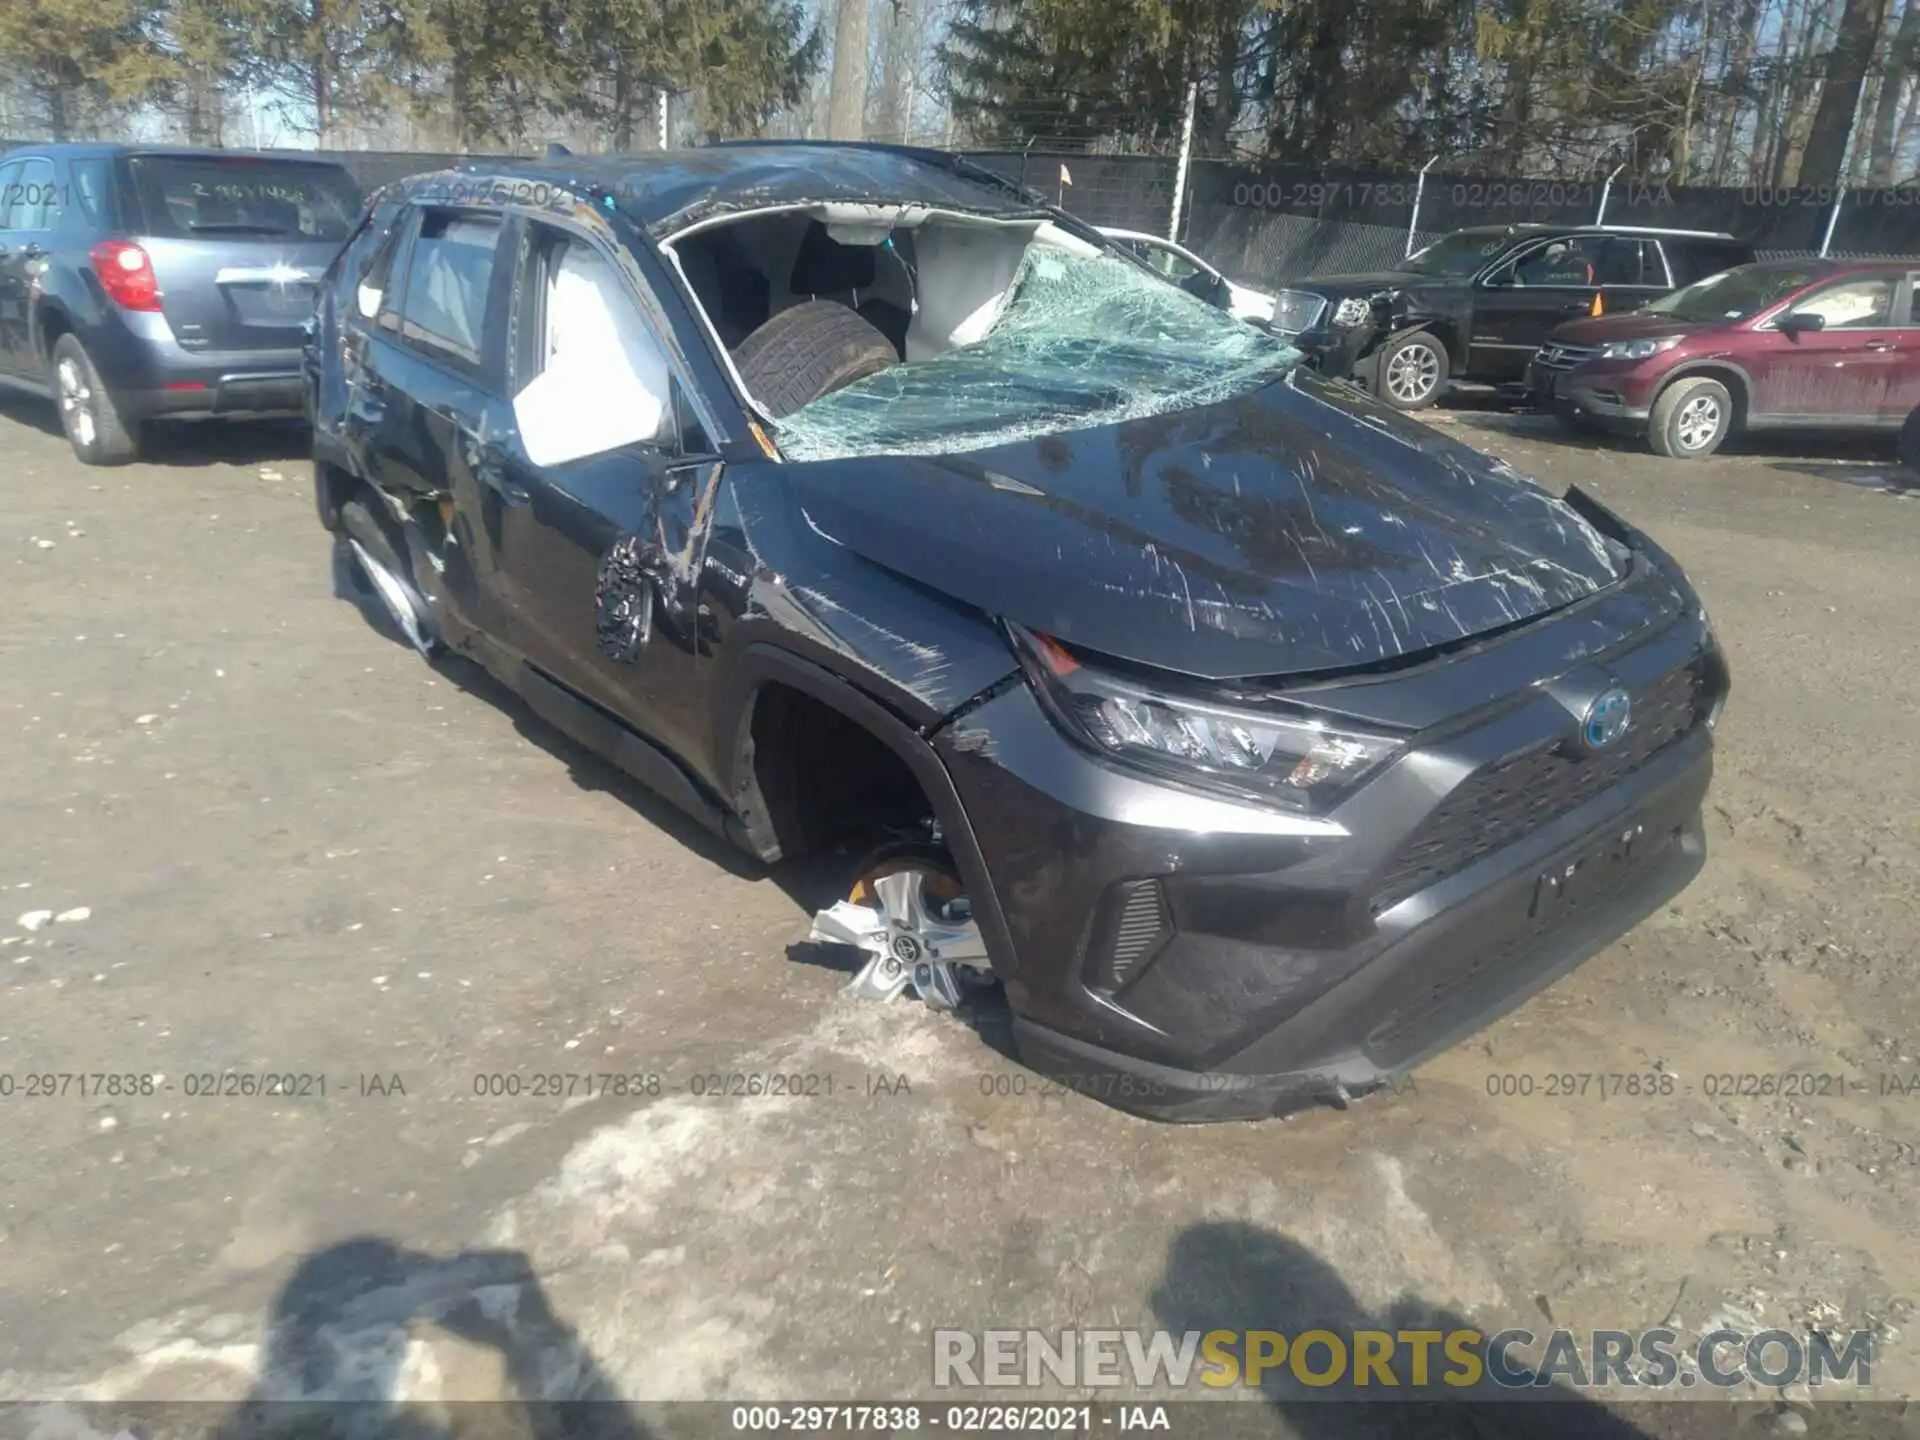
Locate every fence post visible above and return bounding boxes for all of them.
[657,92,669,150]
[1169,82,1198,242]
[1406,154,1439,256]
[1595,162,1627,225]
[1821,83,1869,256]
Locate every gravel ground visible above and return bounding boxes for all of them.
[0,392,1916,1438]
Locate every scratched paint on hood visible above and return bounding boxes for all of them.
[784,367,1626,681]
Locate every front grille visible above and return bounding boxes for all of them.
[1362,818,1681,1064]
[1535,342,1602,371]
[1270,289,1329,336]
[1371,659,1710,914]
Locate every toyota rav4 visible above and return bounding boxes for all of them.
[307,144,1728,1121]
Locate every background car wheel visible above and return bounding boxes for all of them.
[1649,376,1733,459]
[50,334,139,465]
[338,493,442,658]
[1898,404,1920,475]
[733,300,899,419]
[1374,330,1449,410]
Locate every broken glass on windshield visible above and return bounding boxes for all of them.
[773,244,1301,462]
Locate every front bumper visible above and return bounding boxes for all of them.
[934,569,1725,1121]
[1527,359,1655,429]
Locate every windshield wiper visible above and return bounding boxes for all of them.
[188,222,299,236]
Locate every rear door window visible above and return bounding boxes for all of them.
[125,156,362,242]
[1595,238,1665,288]
[396,211,502,373]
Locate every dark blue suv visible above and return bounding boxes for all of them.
[0,144,362,463]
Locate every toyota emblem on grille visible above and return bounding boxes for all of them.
[1582,688,1632,750]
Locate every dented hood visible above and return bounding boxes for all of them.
[788,367,1626,681]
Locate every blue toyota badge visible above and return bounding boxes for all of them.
[1583,688,1632,750]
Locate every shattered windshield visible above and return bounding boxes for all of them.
[773,245,1301,461]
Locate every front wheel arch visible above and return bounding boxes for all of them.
[713,644,1019,981]
[1656,363,1751,432]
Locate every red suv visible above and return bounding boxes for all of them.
[1529,259,1920,458]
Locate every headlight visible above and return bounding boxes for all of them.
[1330,296,1372,328]
[1012,626,1402,809]
[1599,335,1685,360]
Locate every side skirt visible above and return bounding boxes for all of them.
[514,661,748,849]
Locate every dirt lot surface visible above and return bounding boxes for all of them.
[1,391,1917,1437]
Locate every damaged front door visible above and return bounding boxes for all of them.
[485,215,720,766]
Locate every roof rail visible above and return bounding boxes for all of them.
[1589,224,1738,238]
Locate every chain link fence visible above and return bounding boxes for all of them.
[6,138,1915,287]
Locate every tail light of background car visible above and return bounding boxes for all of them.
[89,241,162,312]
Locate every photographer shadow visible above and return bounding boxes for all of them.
[212,1237,648,1440]
[1149,1221,1668,1440]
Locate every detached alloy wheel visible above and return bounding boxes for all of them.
[50,334,139,465]
[808,843,994,1011]
[1376,331,1449,411]
[1649,376,1733,459]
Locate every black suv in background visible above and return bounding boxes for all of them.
[1269,224,1756,410]
[308,145,1726,1121]
[0,144,362,463]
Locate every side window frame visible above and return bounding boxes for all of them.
[1598,238,1666,290]
[0,161,20,231]
[1785,274,1899,331]
[373,206,422,340]
[508,215,719,459]
[1134,236,1201,282]
[349,204,409,326]
[62,156,113,230]
[391,206,505,381]
[1648,240,1678,290]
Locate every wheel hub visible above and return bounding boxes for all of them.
[808,867,992,1012]
[1385,344,1439,403]
[58,359,96,448]
[1677,395,1720,450]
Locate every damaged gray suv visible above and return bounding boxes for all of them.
[307,143,1728,1121]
